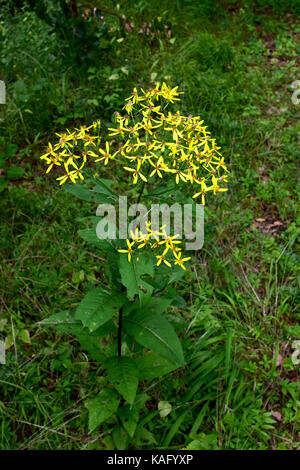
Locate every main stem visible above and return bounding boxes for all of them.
[117,174,148,357]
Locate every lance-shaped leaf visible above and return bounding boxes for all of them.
[106,356,139,405]
[63,180,115,203]
[75,287,125,332]
[85,388,120,433]
[39,310,115,361]
[123,311,185,367]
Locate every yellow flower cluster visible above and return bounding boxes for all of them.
[118,223,191,270]
[40,121,101,185]
[40,83,229,203]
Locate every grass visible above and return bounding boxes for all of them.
[0,0,299,449]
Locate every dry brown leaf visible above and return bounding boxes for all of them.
[271,411,283,422]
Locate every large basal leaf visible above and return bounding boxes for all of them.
[85,388,120,433]
[106,356,139,405]
[135,352,178,380]
[123,311,185,367]
[39,310,114,361]
[118,254,154,299]
[75,287,125,332]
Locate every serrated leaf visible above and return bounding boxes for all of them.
[136,352,178,380]
[123,311,184,366]
[117,405,139,438]
[106,356,139,405]
[75,287,125,332]
[119,254,154,299]
[85,388,120,432]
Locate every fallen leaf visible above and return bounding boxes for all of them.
[271,411,283,422]
[276,353,284,367]
[272,221,284,226]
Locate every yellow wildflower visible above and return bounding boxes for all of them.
[95,141,118,165]
[118,239,135,262]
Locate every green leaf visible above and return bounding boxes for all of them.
[171,295,186,308]
[94,178,114,194]
[63,183,115,203]
[85,388,120,432]
[105,252,122,285]
[112,425,129,450]
[77,228,112,251]
[136,352,178,380]
[18,329,30,344]
[140,296,173,315]
[76,326,113,362]
[135,426,157,446]
[0,179,8,192]
[167,266,186,284]
[117,405,139,438]
[145,184,177,198]
[158,401,172,418]
[5,143,18,158]
[40,310,115,361]
[123,311,185,366]
[106,356,139,405]
[133,393,151,410]
[39,310,82,331]
[75,287,125,332]
[119,254,154,299]
[77,217,116,252]
[6,166,25,179]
